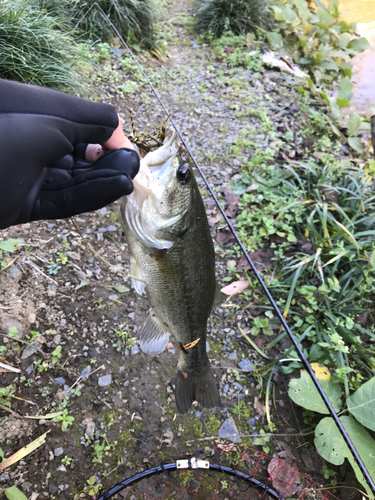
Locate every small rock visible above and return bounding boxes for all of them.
[58,484,69,491]
[223,384,229,393]
[131,344,139,355]
[21,341,42,359]
[228,352,237,360]
[246,183,259,193]
[165,428,174,443]
[79,366,91,377]
[108,294,119,301]
[53,334,61,346]
[98,374,112,387]
[9,265,22,278]
[106,226,116,232]
[56,465,67,472]
[2,318,25,338]
[49,485,58,494]
[206,341,210,353]
[54,377,65,386]
[20,481,32,492]
[67,251,80,260]
[85,421,95,440]
[217,417,242,444]
[47,288,56,297]
[238,358,254,371]
[28,313,37,324]
[248,417,256,426]
[54,447,64,457]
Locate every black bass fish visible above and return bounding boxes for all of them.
[121,130,223,413]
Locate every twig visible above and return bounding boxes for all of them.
[65,364,105,395]
[0,257,19,275]
[0,403,22,418]
[0,332,29,345]
[0,362,20,373]
[27,261,58,285]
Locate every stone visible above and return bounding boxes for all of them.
[130,344,139,355]
[108,294,119,301]
[56,465,67,472]
[98,374,112,387]
[47,288,56,297]
[165,428,173,443]
[9,265,22,278]
[53,334,61,346]
[2,318,25,339]
[85,421,95,440]
[247,417,256,426]
[106,226,116,232]
[21,341,42,359]
[217,417,242,444]
[79,366,91,378]
[54,447,64,457]
[228,352,237,360]
[49,485,58,494]
[67,251,80,260]
[54,377,65,386]
[58,484,69,491]
[238,358,254,371]
[206,341,210,353]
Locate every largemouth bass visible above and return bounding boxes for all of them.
[121,129,223,413]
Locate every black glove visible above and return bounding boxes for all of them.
[0,79,140,230]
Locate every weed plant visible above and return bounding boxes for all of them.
[194,0,270,38]
[0,0,80,88]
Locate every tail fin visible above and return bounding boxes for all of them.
[175,365,221,414]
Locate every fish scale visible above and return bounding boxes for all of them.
[121,131,223,413]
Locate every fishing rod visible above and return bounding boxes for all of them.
[92,4,375,494]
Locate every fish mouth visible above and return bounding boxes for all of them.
[132,128,179,196]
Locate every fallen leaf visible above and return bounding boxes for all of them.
[236,256,251,272]
[267,458,301,497]
[0,431,50,471]
[208,214,221,227]
[225,192,240,218]
[254,396,267,417]
[221,280,249,296]
[216,228,234,245]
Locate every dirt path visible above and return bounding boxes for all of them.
[0,1,337,499]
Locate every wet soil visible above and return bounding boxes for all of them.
[0,1,353,499]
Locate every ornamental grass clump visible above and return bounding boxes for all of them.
[0,0,80,89]
[194,0,270,38]
[37,0,156,48]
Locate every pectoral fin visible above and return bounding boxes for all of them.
[213,284,226,307]
[130,257,146,295]
[139,311,169,356]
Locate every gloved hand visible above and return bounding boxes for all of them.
[0,79,140,230]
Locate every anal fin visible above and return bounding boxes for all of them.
[139,311,169,356]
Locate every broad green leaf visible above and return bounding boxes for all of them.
[348,112,362,136]
[336,98,350,108]
[0,239,24,252]
[267,32,283,50]
[289,370,342,413]
[347,37,371,52]
[348,137,365,154]
[283,6,296,23]
[5,486,28,500]
[75,279,90,291]
[370,249,375,268]
[337,76,354,101]
[271,6,284,21]
[314,417,373,497]
[340,416,375,481]
[317,6,333,26]
[114,284,130,294]
[339,33,351,49]
[347,376,375,431]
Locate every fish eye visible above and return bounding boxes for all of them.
[176,163,191,184]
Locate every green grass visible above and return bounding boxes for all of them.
[0,0,81,89]
[194,0,270,38]
[36,0,156,48]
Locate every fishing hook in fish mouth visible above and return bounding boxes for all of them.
[170,338,201,354]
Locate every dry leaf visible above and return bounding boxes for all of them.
[267,458,301,497]
[254,396,267,417]
[221,280,249,296]
[216,228,234,245]
[0,431,50,471]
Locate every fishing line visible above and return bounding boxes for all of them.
[90,4,375,494]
